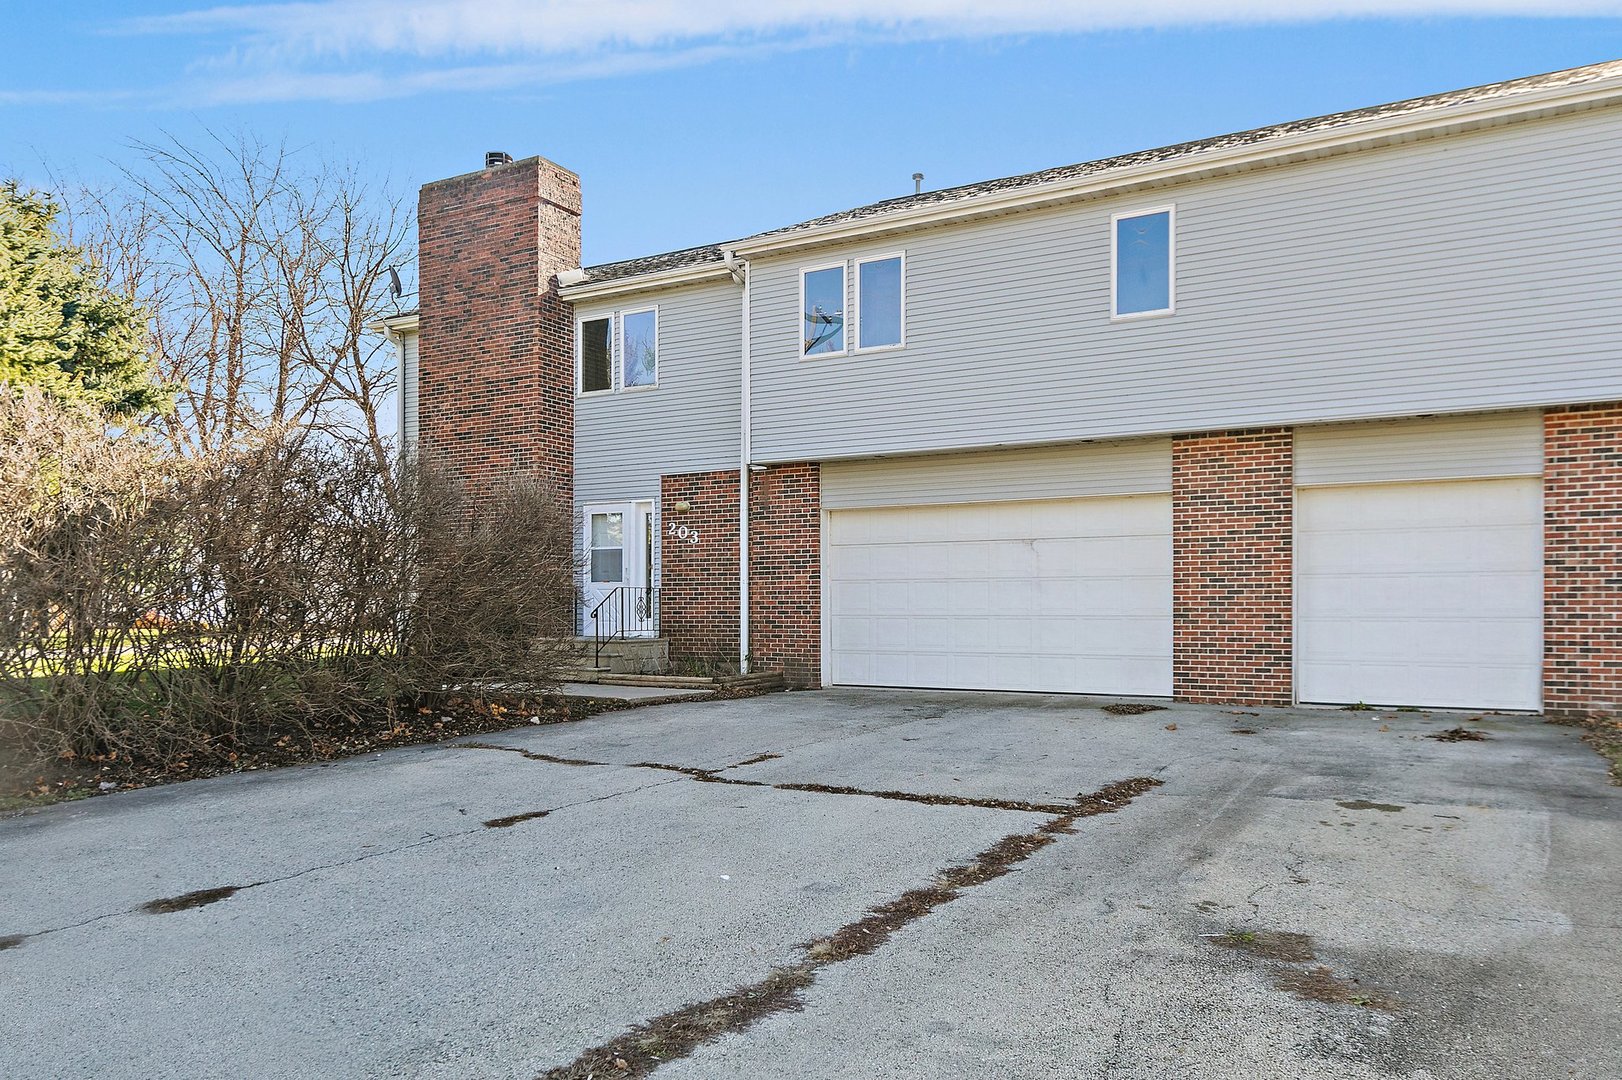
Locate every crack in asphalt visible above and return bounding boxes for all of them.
[1,774,682,948]
[456,742,1114,815]
[537,775,1166,1080]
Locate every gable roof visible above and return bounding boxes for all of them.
[566,57,1622,295]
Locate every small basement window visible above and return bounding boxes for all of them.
[802,264,846,357]
[621,308,657,388]
[856,254,904,350]
[1112,207,1174,318]
[579,316,613,392]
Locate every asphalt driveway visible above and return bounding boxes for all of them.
[1,690,1618,1079]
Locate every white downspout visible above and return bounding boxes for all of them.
[730,251,752,675]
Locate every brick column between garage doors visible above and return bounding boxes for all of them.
[659,470,741,673]
[1172,428,1294,706]
[1544,402,1622,719]
[749,463,821,688]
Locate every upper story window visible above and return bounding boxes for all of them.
[1112,206,1175,319]
[577,307,658,395]
[802,264,846,357]
[802,253,908,357]
[622,308,658,388]
[856,254,904,350]
[579,316,612,393]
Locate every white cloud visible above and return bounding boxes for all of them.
[35,0,1622,105]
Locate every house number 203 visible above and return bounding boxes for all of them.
[668,522,700,544]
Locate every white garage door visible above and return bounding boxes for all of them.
[1296,478,1542,711]
[826,495,1172,695]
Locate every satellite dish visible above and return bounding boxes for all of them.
[388,266,403,300]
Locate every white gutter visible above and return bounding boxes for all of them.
[370,312,419,333]
[559,261,732,303]
[729,250,752,675]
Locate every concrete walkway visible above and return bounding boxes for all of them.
[0,690,1617,1079]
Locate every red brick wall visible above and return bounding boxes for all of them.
[1172,429,1294,706]
[1544,403,1622,718]
[660,470,741,671]
[417,156,580,504]
[749,463,821,688]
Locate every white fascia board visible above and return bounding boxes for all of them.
[558,262,734,303]
[729,76,1622,260]
[368,313,419,334]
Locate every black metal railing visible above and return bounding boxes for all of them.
[590,587,660,668]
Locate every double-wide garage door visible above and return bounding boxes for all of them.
[827,494,1173,695]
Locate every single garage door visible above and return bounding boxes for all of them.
[826,494,1172,695]
[1296,477,1543,711]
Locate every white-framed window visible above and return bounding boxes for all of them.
[855,253,905,351]
[800,263,847,357]
[1111,205,1175,319]
[578,315,614,393]
[588,510,624,583]
[621,306,658,389]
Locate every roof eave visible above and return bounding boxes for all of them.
[368,312,419,333]
[729,73,1622,260]
[559,260,734,303]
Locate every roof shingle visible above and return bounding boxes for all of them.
[571,58,1622,287]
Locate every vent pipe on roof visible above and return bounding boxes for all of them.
[913,172,924,194]
[486,151,513,169]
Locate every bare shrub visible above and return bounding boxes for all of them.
[0,388,575,775]
[403,468,577,692]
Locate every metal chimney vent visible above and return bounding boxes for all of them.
[486,151,514,169]
[913,172,924,194]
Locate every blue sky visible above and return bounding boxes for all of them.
[5,3,1622,267]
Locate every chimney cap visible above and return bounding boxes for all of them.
[486,151,514,169]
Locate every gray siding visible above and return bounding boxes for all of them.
[746,106,1622,463]
[573,279,742,505]
[400,331,419,457]
[1295,411,1542,486]
[822,438,1170,509]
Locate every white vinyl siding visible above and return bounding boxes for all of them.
[822,438,1171,509]
[747,107,1622,463]
[1295,410,1542,486]
[827,495,1173,696]
[400,331,419,457]
[573,280,741,506]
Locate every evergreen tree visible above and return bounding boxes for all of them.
[0,181,168,416]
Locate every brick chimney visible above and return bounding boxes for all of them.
[416,155,580,504]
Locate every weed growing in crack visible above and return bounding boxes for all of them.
[1210,929,1317,964]
[483,810,551,829]
[142,886,244,914]
[1274,965,1399,1011]
[536,775,1165,1079]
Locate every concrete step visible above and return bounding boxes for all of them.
[592,672,787,692]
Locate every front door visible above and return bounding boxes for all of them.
[582,502,656,638]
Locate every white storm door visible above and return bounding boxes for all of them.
[583,502,655,639]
